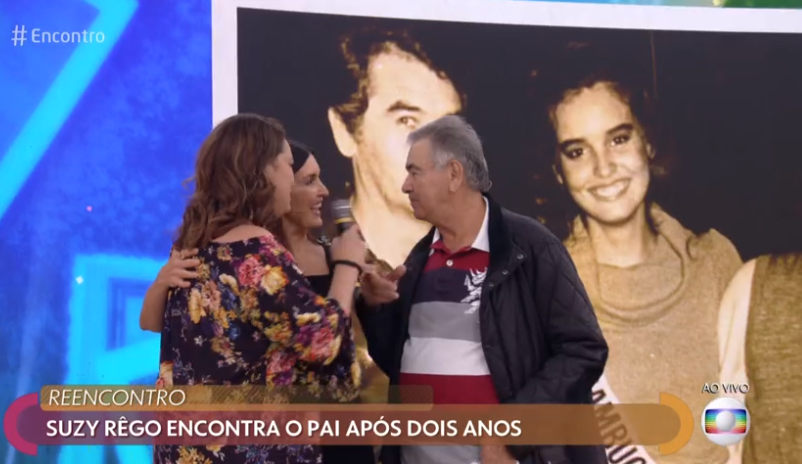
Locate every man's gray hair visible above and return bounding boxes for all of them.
[407,115,491,192]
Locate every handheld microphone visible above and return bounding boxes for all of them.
[330,199,394,273]
[331,199,357,235]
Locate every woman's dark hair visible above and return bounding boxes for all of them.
[289,140,314,174]
[535,41,665,237]
[174,114,287,249]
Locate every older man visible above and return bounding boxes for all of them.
[325,26,467,414]
[358,115,609,464]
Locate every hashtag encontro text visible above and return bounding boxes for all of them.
[11,25,105,46]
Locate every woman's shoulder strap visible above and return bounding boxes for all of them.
[317,235,333,267]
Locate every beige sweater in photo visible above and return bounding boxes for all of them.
[566,206,742,464]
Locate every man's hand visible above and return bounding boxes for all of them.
[360,265,406,306]
[481,445,517,464]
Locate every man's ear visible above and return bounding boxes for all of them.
[328,108,357,159]
[448,159,464,192]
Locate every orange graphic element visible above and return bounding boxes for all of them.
[657,392,694,455]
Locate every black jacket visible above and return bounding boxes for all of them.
[357,196,609,464]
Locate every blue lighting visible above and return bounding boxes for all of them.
[0,0,138,221]
[61,253,161,464]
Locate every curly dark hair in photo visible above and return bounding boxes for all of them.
[541,42,659,159]
[174,113,286,250]
[330,26,465,135]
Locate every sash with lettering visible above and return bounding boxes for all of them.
[592,375,657,464]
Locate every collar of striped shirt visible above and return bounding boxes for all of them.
[431,197,490,252]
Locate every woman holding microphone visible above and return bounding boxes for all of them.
[141,135,376,464]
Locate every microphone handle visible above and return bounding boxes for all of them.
[335,219,354,236]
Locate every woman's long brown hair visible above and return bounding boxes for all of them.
[174,114,287,250]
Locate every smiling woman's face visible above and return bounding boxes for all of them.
[283,154,329,231]
[552,82,652,227]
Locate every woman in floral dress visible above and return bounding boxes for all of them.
[153,114,368,464]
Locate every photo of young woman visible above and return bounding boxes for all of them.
[536,43,743,464]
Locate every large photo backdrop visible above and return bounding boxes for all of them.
[214,1,802,463]
[2,1,801,464]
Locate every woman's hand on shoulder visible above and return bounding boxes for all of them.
[156,249,200,289]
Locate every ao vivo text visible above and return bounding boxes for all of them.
[701,383,750,394]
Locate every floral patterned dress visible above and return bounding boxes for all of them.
[154,234,359,464]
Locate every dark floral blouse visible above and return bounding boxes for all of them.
[154,234,359,464]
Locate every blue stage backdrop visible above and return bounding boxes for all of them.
[0,0,795,463]
[1,1,209,463]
